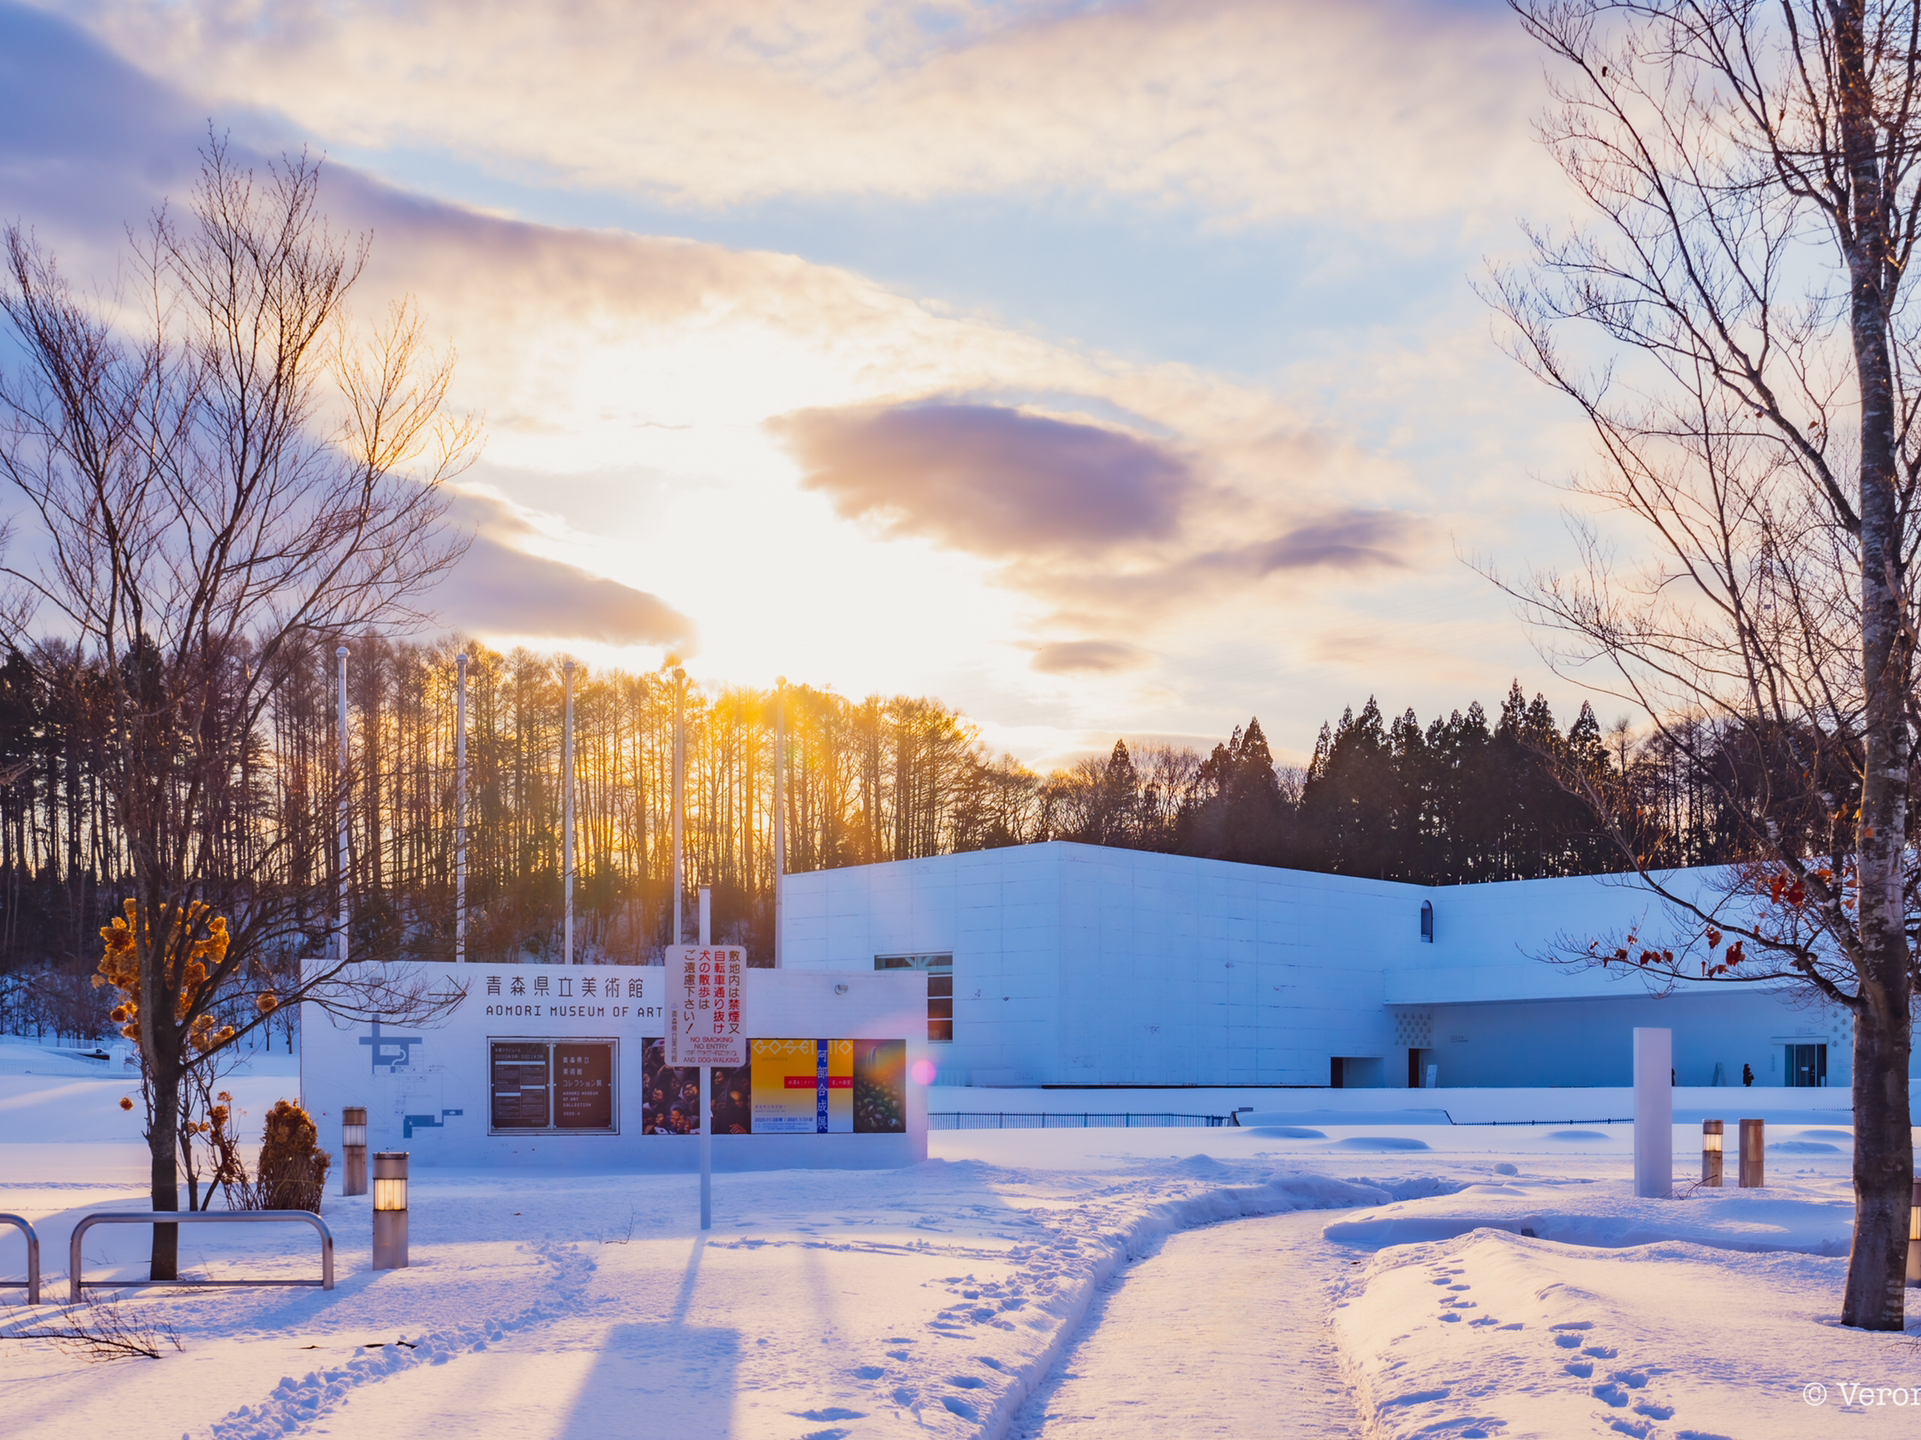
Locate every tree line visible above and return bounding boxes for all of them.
[0,640,1769,1038]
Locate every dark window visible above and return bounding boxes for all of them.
[1419,900,1435,943]
[876,953,954,1044]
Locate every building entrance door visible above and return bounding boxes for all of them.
[1785,1043,1827,1087]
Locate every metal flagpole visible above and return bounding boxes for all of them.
[699,885,712,1231]
[563,659,575,965]
[773,678,785,969]
[455,652,468,964]
[672,666,686,949]
[336,645,350,965]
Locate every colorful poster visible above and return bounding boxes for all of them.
[710,1062,752,1134]
[851,1040,907,1134]
[749,1038,853,1133]
[641,1038,700,1135]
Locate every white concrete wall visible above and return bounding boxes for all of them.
[782,845,1064,1085]
[781,844,1840,1089]
[784,842,1429,1086]
[1388,868,1733,1005]
[300,962,928,1170]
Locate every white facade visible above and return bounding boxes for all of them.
[300,962,928,1170]
[780,842,1850,1089]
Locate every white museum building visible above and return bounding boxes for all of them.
[778,841,1851,1091]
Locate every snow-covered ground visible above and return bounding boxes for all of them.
[0,1039,1912,1438]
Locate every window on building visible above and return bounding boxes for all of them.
[875,953,954,1044]
[1419,900,1434,943]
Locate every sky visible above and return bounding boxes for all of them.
[0,0,1615,768]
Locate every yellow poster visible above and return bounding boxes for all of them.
[749,1038,853,1133]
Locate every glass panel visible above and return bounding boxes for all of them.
[490,1041,551,1128]
[875,953,953,971]
[926,975,953,998]
[553,1041,616,1131]
[928,1019,953,1044]
[926,996,954,1020]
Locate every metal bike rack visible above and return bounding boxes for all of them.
[0,1213,40,1305]
[69,1211,334,1303]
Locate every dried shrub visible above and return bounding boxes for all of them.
[256,1100,330,1212]
[219,1099,330,1212]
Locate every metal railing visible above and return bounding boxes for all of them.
[69,1211,335,1303]
[0,1213,40,1305]
[929,1111,1227,1130]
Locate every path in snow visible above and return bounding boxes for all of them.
[1010,1209,1360,1440]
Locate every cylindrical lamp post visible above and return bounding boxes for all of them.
[1738,1117,1765,1188]
[372,1152,408,1269]
[342,1108,368,1196]
[1700,1119,1723,1187]
[1908,1177,1921,1286]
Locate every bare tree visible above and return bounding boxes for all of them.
[0,137,478,1279]
[1489,0,1921,1328]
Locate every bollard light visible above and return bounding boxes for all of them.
[1908,1178,1920,1287]
[1738,1118,1765,1189]
[371,1151,408,1270]
[1701,1119,1724,1187]
[342,1107,368,1197]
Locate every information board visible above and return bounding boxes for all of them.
[554,1041,615,1130]
[489,1041,551,1129]
[666,946,748,1067]
[489,1038,618,1133]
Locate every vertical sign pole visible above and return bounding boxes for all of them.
[1632,1027,1673,1199]
[455,652,468,964]
[336,645,350,965]
[563,659,576,965]
[699,887,712,1231]
[672,667,686,949]
[773,678,785,969]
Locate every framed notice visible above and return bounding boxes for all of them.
[488,1038,618,1134]
[666,946,748,1067]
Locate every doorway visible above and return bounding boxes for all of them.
[1785,1043,1827,1087]
[1407,1048,1436,1088]
[1330,1056,1385,1089]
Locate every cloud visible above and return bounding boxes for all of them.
[432,490,696,649]
[1193,511,1417,577]
[0,2,1466,703]
[1029,640,1151,675]
[49,0,1549,225]
[770,401,1191,557]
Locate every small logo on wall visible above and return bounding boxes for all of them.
[360,1021,423,1073]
